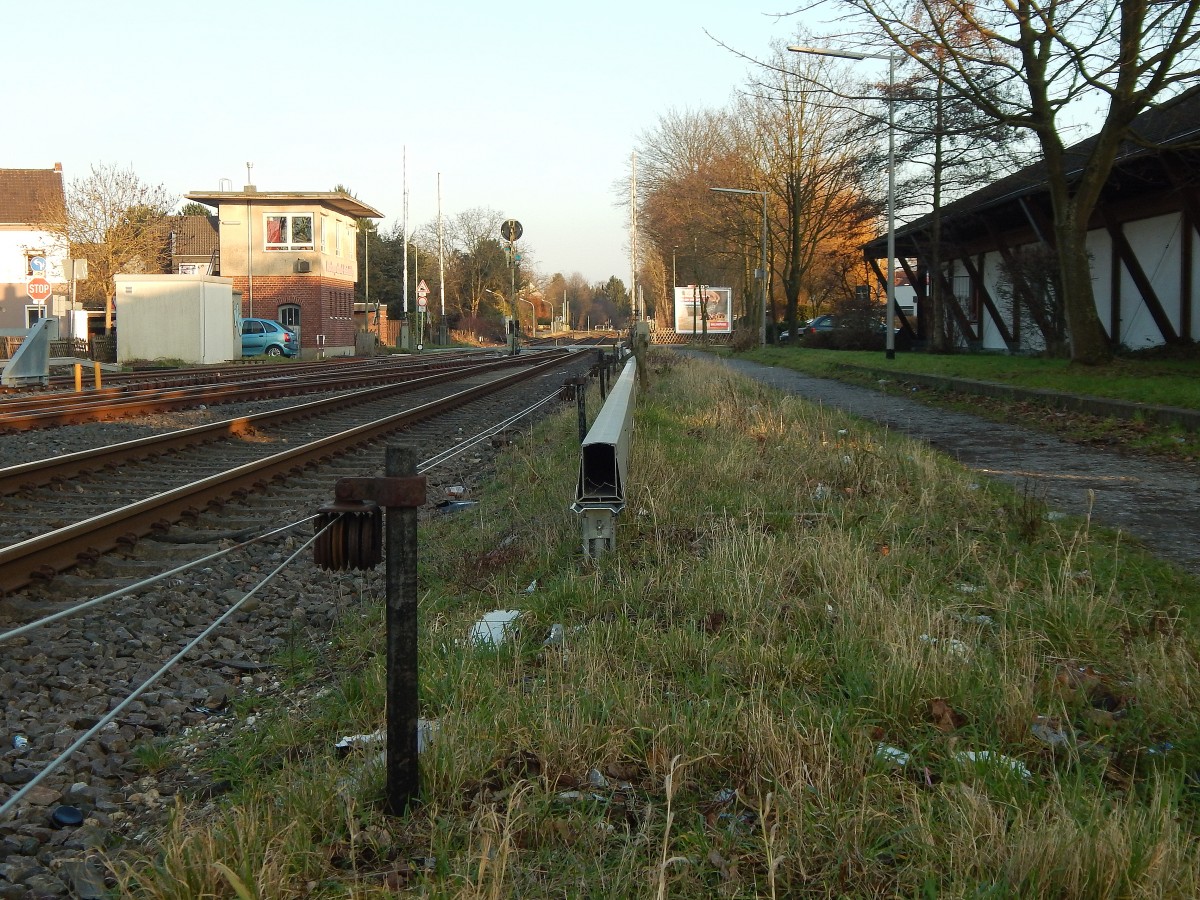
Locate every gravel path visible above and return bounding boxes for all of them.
[691,352,1200,578]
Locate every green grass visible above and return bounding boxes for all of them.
[116,352,1200,898]
[741,347,1200,410]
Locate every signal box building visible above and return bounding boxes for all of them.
[185,186,382,357]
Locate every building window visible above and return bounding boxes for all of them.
[25,306,45,328]
[279,304,301,329]
[320,216,328,253]
[335,222,342,256]
[264,214,314,251]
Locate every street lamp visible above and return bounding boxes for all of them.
[517,296,536,336]
[709,187,768,348]
[789,44,898,359]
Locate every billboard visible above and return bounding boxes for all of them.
[674,285,732,334]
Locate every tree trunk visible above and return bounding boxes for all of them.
[1055,215,1111,364]
[782,175,804,340]
[928,77,949,353]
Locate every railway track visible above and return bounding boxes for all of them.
[0,349,588,595]
[0,351,499,431]
[0,346,602,895]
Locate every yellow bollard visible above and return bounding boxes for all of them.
[74,364,82,393]
[93,361,102,390]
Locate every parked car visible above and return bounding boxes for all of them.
[241,318,297,357]
[778,316,840,343]
[805,314,840,333]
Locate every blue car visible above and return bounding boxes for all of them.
[241,318,297,357]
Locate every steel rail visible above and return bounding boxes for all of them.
[0,353,489,410]
[0,355,551,496]
[0,354,504,431]
[0,351,490,399]
[0,352,582,594]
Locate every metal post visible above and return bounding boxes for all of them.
[885,52,897,360]
[576,377,588,442]
[385,446,419,814]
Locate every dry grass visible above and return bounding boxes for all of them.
[116,352,1200,898]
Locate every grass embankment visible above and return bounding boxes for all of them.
[742,347,1200,462]
[118,352,1200,898]
[743,348,1200,409]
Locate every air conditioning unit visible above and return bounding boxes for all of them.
[295,259,311,274]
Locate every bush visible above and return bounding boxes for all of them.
[730,325,758,353]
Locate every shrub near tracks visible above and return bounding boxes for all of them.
[120,351,1200,898]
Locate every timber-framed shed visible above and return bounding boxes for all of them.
[863,86,1200,353]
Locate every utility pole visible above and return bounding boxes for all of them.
[437,173,446,345]
[630,151,638,322]
[402,146,409,350]
[245,161,254,319]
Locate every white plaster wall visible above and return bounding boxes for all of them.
[1193,227,1200,341]
[1084,228,1112,337]
[978,249,1010,351]
[0,228,68,281]
[1117,213,1182,349]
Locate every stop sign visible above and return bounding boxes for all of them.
[26,277,51,302]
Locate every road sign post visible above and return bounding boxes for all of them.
[26,277,51,304]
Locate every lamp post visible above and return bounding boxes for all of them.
[709,187,768,348]
[518,296,536,337]
[789,44,897,359]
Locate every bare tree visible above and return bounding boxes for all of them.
[739,41,879,340]
[810,0,1200,363]
[442,207,509,320]
[887,2,1026,351]
[50,163,176,330]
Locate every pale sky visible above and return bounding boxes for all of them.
[12,0,822,285]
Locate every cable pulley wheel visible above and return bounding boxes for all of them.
[314,501,382,571]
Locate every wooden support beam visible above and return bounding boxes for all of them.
[959,253,1015,347]
[1160,152,1200,243]
[1019,196,1056,249]
[983,220,1052,337]
[932,263,978,345]
[1104,217,1178,344]
[1183,207,1194,341]
[892,256,919,337]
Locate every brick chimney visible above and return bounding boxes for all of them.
[54,162,62,172]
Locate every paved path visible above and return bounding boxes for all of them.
[688,352,1200,577]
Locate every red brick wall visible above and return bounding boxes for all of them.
[228,276,356,350]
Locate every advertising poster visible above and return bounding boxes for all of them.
[674,286,732,334]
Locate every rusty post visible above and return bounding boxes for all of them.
[385,446,420,814]
[576,377,587,443]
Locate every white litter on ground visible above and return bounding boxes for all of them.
[469,610,522,647]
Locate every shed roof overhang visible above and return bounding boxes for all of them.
[862,85,1200,258]
[185,190,383,219]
